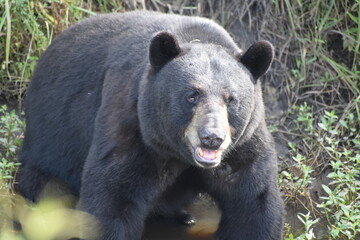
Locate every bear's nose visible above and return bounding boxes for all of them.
[199,128,224,149]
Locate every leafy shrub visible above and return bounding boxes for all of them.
[0,105,24,183]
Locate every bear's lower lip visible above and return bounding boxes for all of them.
[193,147,222,168]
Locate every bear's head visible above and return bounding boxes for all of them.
[138,32,273,168]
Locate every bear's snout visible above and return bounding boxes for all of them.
[184,102,232,168]
[198,127,225,149]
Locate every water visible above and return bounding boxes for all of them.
[144,196,220,240]
[39,184,316,239]
[143,196,326,240]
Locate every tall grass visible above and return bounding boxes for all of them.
[0,0,125,102]
[271,0,360,239]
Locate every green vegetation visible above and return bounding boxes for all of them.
[281,102,360,239]
[0,0,359,239]
[0,188,98,240]
[0,105,24,182]
[0,105,24,239]
[273,0,360,239]
[0,0,125,101]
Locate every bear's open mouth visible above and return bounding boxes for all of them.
[194,147,222,168]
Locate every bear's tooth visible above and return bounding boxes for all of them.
[198,148,204,157]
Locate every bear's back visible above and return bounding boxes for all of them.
[20,11,240,194]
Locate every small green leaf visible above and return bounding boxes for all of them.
[339,120,348,128]
[322,184,333,195]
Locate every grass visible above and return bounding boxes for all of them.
[0,0,123,102]
[0,105,24,183]
[281,102,360,239]
[271,0,360,239]
[0,0,359,239]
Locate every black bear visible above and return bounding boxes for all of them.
[18,11,284,240]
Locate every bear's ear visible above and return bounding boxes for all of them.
[149,32,181,71]
[239,40,274,80]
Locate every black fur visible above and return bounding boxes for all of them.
[18,11,284,240]
[149,32,182,70]
[240,40,274,80]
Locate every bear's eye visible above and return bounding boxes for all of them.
[225,95,235,104]
[186,92,200,104]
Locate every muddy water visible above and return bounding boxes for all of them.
[143,196,318,240]
[143,196,220,240]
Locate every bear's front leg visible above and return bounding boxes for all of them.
[79,147,164,240]
[205,154,284,240]
[215,183,284,240]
